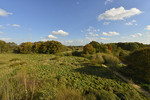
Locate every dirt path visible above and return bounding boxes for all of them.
[102,64,150,99]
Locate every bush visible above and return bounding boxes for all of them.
[44,41,65,54]
[91,53,120,67]
[83,44,95,54]
[102,53,120,67]
[125,48,150,83]
[91,53,104,65]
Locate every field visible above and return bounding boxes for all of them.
[0,54,148,100]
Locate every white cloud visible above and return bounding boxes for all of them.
[103,22,111,25]
[12,24,21,27]
[0,8,12,16]
[98,7,142,21]
[125,20,137,26]
[100,37,110,40]
[102,32,120,36]
[125,22,133,26]
[131,33,142,38]
[0,38,11,41]
[52,30,69,36]
[47,34,58,39]
[86,37,98,41]
[104,0,113,5]
[145,25,150,30]
[132,20,136,23]
[89,32,99,37]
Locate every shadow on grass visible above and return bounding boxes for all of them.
[74,63,125,82]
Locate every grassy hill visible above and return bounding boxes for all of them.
[0,54,148,100]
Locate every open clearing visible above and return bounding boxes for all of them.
[0,54,149,100]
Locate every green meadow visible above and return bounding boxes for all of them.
[0,54,148,100]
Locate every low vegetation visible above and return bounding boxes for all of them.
[0,40,150,99]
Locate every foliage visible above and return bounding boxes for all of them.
[0,54,148,100]
[125,48,150,83]
[102,53,120,67]
[116,42,144,51]
[32,42,43,53]
[83,44,95,54]
[91,53,104,65]
[40,40,65,54]
[91,53,120,67]
[0,40,8,53]
[89,41,108,53]
[19,42,33,54]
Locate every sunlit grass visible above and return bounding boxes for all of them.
[0,54,148,100]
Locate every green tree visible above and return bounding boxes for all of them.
[7,42,18,53]
[0,40,8,53]
[83,44,95,54]
[89,41,101,52]
[40,40,65,54]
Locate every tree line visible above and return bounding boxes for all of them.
[0,40,66,54]
[0,40,148,54]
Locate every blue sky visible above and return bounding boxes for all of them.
[0,0,150,45]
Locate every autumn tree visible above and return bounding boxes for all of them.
[32,42,42,53]
[19,42,33,54]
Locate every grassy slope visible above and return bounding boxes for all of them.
[0,54,148,100]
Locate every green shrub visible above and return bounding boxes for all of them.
[102,53,120,67]
[83,44,95,54]
[125,48,150,83]
[91,53,104,65]
[91,53,120,67]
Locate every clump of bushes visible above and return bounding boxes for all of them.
[83,44,95,54]
[125,48,150,83]
[91,53,104,65]
[102,53,120,67]
[91,53,120,67]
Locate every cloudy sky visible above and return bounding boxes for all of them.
[0,0,150,45]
